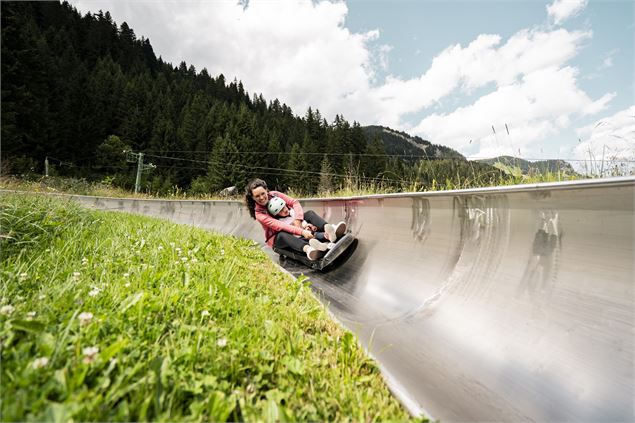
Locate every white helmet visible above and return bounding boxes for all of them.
[267,196,286,216]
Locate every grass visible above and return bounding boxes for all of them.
[0,193,417,421]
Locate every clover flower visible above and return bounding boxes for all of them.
[82,346,99,363]
[19,272,28,282]
[78,312,93,325]
[217,338,228,348]
[0,305,15,316]
[32,357,49,369]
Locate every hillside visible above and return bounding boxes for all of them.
[362,125,465,161]
[476,156,576,175]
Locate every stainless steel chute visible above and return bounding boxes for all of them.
[67,177,634,422]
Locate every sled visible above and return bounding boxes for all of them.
[274,233,356,271]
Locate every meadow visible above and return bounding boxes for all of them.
[0,193,416,421]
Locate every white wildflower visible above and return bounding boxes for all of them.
[124,283,131,288]
[16,295,24,301]
[72,272,81,282]
[191,258,198,263]
[81,257,88,265]
[201,310,210,317]
[169,242,175,247]
[82,346,99,363]
[38,294,45,300]
[181,257,188,262]
[0,305,15,316]
[217,338,227,348]
[158,245,164,251]
[26,311,37,320]
[88,288,100,297]
[123,273,130,278]
[220,249,225,256]
[19,272,28,282]
[32,357,49,369]
[78,312,93,325]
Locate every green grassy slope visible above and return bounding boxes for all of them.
[0,193,417,421]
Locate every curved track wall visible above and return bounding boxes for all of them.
[66,178,634,422]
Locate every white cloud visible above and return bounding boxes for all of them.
[72,0,377,121]
[573,106,635,175]
[69,0,617,161]
[547,0,588,25]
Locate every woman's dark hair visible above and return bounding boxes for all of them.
[245,178,268,219]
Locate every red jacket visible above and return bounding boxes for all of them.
[255,191,304,247]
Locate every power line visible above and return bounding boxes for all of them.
[141,150,635,163]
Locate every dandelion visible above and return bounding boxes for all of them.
[201,310,210,317]
[217,338,228,348]
[82,346,99,363]
[0,305,15,316]
[88,288,100,297]
[78,312,93,325]
[32,357,49,369]
[19,272,28,282]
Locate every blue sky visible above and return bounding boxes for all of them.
[71,0,633,170]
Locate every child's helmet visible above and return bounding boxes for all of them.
[267,196,286,216]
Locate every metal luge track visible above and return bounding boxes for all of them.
[64,177,633,422]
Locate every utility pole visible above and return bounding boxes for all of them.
[125,150,155,194]
[135,152,144,193]
[45,156,49,177]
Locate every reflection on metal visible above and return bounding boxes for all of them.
[63,177,634,422]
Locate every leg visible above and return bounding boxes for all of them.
[274,232,309,253]
[303,210,327,231]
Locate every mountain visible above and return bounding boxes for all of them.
[362,125,465,161]
[476,156,577,175]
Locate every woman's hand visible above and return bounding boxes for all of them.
[301,230,314,239]
[292,219,303,228]
[306,224,318,232]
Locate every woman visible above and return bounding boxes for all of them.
[245,178,346,260]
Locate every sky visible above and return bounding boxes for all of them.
[70,0,634,170]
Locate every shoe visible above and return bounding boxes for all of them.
[334,221,347,239]
[305,246,324,261]
[324,224,337,242]
[309,238,330,251]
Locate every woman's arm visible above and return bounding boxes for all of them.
[256,210,304,237]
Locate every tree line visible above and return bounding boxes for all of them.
[2,1,502,195]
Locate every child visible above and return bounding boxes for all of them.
[267,196,345,256]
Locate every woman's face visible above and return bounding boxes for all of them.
[251,186,269,206]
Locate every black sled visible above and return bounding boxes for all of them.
[273,233,356,271]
